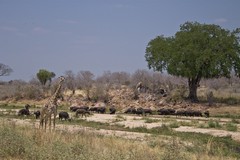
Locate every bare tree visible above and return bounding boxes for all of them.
[76,70,95,100]
[131,69,151,91]
[111,71,131,85]
[96,71,131,91]
[64,70,76,95]
[0,63,13,76]
[96,71,112,84]
[149,72,167,93]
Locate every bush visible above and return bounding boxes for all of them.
[207,119,222,128]
[23,85,43,100]
[169,121,180,128]
[225,122,238,132]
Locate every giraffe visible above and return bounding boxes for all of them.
[40,76,65,130]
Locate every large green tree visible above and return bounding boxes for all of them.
[36,69,56,86]
[145,21,240,102]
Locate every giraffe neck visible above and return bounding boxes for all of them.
[48,80,64,106]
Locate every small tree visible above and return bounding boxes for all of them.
[145,21,240,102]
[0,63,13,76]
[36,69,56,86]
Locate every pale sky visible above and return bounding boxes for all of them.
[1,0,240,81]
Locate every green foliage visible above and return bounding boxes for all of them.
[207,119,222,128]
[146,21,240,78]
[143,117,160,123]
[225,122,238,131]
[36,69,56,85]
[145,21,240,101]
[169,121,180,128]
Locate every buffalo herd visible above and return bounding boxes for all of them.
[124,107,209,118]
[17,103,210,122]
[157,108,209,117]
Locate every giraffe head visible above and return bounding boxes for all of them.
[58,76,65,82]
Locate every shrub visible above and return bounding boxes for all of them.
[23,85,43,100]
[143,117,160,123]
[225,122,238,132]
[162,138,188,160]
[207,119,222,128]
[169,121,180,128]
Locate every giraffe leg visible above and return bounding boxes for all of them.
[40,118,43,129]
[49,115,52,131]
[45,116,48,130]
[53,115,56,130]
[53,109,57,130]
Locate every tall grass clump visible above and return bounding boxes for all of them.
[207,119,222,128]
[0,122,32,159]
[162,137,189,160]
[225,122,238,132]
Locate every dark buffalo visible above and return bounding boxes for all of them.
[89,106,106,114]
[109,106,116,114]
[193,111,203,117]
[89,106,98,112]
[70,106,79,112]
[76,109,90,117]
[175,110,187,117]
[135,108,145,116]
[124,107,136,114]
[70,106,89,112]
[18,104,30,116]
[142,108,152,115]
[79,106,89,111]
[185,110,195,117]
[59,111,70,120]
[96,107,106,114]
[204,110,210,118]
[184,110,203,117]
[34,110,41,119]
[157,108,175,115]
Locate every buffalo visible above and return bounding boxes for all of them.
[34,110,41,119]
[76,109,90,117]
[59,111,70,121]
[109,106,116,114]
[18,104,30,116]
[70,106,89,112]
[124,107,136,114]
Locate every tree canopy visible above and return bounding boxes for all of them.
[36,69,56,86]
[0,63,13,76]
[145,21,240,102]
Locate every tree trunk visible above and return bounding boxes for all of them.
[188,78,200,102]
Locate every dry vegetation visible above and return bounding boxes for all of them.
[0,119,239,160]
[1,70,240,159]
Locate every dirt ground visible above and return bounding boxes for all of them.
[83,113,240,142]
[2,111,240,142]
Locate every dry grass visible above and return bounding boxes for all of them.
[209,106,240,116]
[0,120,239,160]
